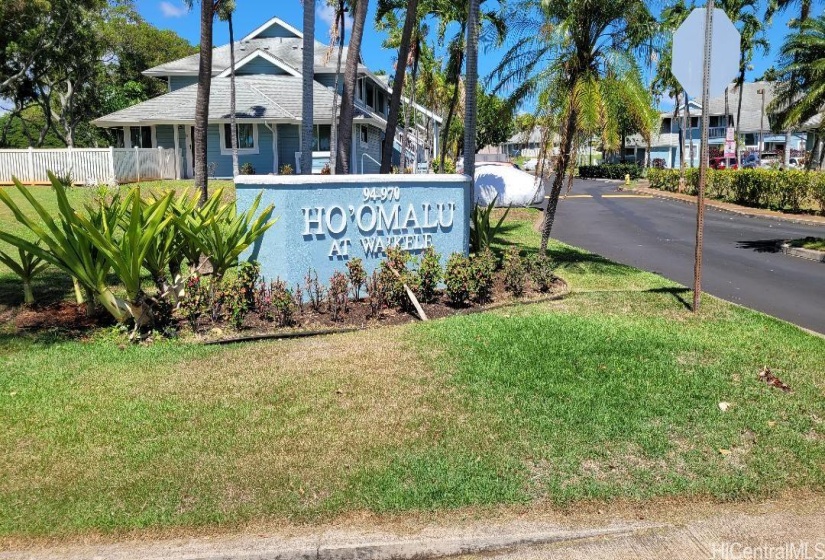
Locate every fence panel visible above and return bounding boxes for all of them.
[112,149,137,183]
[0,150,31,183]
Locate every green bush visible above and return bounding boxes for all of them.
[444,252,472,306]
[417,247,442,303]
[503,247,526,297]
[469,249,496,304]
[648,168,824,213]
[578,163,643,180]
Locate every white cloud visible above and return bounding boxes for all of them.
[159,1,187,18]
[316,3,353,34]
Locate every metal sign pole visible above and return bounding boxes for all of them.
[693,1,714,313]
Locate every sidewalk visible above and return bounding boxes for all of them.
[3,494,823,560]
[632,182,825,227]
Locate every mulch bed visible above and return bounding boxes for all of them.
[6,278,569,343]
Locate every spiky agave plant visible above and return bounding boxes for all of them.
[0,244,49,304]
[470,195,511,253]
[0,173,113,315]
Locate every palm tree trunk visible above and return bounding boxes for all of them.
[462,0,479,178]
[336,0,369,174]
[301,1,315,175]
[229,13,239,177]
[329,0,345,174]
[540,103,578,254]
[195,0,215,205]
[439,64,461,171]
[380,0,419,174]
[408,39,420,172]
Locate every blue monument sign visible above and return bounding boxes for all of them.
[236,174,472,288]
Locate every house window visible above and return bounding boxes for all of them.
[130,126,153,148]
[223,123,255,150]
[659,118,671,134]
[690,117,699,128]
[366,82,375,109]
[313,125,331,151]
[220,123,258,156]
[360,125,369,146]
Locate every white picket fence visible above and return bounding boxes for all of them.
[0,147,179,185]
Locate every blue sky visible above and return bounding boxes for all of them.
[140,0,820,108]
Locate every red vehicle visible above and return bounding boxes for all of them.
[710,156,738,170]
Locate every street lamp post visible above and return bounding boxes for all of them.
[757,88,766,156]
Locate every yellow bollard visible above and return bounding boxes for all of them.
[625,173,630,186]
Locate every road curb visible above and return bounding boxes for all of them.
[780,244,825,263]
[630,186,825,227]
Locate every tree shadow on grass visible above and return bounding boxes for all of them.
[0,269,77,308]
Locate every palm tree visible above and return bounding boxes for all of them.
[187,0,217,204]
[718,0,769,167]
[463,0,479,178]
[378,0,421,173]
[217,0,238,177]
[336,0,369,174]
[326,0,347,173]
[771,17,825,142]
[301,0,315,175]
[490,0,658,253]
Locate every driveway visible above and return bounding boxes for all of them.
[544,178,825,334]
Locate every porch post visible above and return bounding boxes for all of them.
[173,125,181,179]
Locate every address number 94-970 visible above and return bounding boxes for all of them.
[363,186,401,202]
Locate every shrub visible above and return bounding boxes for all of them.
[328,271,349,321]
[239,162,255,175]
[305,269,325,312]
[380,245,418,308]
[293,283,304,315]
[444,252,472,306]
[366,270,387,317]
[578,163,643,180]
[181,275,208,331]
[236,261,260,308]
[346,258,367,300]
[280,163,294,175]
[320,163,331,175]
[503,247,526,297]
[256,279,295,327]
[417,247,442,303]
[470,197,511,252]
[648,168,823,213]
[469,249,496,304]
[530,254,556,292]
[221,279,250,330]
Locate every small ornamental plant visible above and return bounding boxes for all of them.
[280,163,294,175]
[366,269,387,317]
[380,245,414,308]
[531,254,556,292]
[444,252,472,306]
[503,247,526,297]
[328,271,349,321]
[417,246,442,303]
[305,268,325,312]
[236,261,261,308]
[239,162,255,175]
[293,283,304,314]
[181,275,208,332]
[257,279,295,327]
[470,249,496,304]
[346,258,367,301]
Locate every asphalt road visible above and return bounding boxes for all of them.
[544,178,825,334]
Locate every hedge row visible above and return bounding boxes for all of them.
[578,164,644,180]
[647,168,825,214]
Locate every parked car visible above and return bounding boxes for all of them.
[710,156,738,170]
[759,152,780,168]
[742,154,760,168]
[523,158,551,173]
[788,157,803,168]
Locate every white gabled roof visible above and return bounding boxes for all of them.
[242,16,303,41]
[217,49,301,77]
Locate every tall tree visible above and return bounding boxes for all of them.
[378,0,420,173]
[463,0,480,178]
[217,0,239,177]
[490,0,657,253]
[336,0,369,174]
[302,0,316,175]
[327,0,347,173]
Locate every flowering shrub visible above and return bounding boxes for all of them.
[503,247,526,297]
[346,258,367,301]
[366,270,387,317]
[417,247,442,303]
[328,271,349,321]
[470,249,496,304]
[181,275,208,331]
[380,245,418,308]
[305,269,325,312]
[256,279,295,327]
[236,261,260,308]
[444,252,472,306]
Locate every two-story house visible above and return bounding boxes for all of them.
[92,16,441,177]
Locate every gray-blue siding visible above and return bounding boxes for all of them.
[277,124,299,172]
[355,124,383,173]
[236,58,289,75]
[169,76,198,91]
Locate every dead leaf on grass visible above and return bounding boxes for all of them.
[758,366,792,393]
[718,402,732,412]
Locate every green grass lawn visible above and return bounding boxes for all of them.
[789,237,825,251]
[0,201,823,539]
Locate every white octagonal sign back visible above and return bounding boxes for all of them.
[671,8,740,99]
